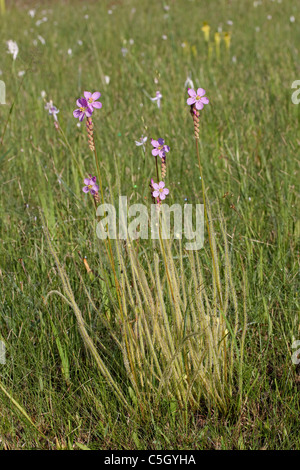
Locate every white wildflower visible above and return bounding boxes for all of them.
[150,91,162,109]
[37,35,46,45]
[7,40,19,60]
[185,75,194,89]
[135,135,147,152]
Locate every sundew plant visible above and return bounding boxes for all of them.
[41,83,246,417]
[0,0,299,451]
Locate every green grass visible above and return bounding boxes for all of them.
[0,0,299,450]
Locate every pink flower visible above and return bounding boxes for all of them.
[150,91,162,108]
[73,98,93,122]
[82,175,99,195]
[152,181,169,201]
[187,88,209,110]
[84,91,102,110]
[151,138,170,159]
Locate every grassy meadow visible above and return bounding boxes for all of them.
[0,0,299,450]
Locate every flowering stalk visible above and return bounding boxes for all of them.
[161,156,166,180]
[75,93,139,388]
[86,117,95,152]
[187,88,223,309]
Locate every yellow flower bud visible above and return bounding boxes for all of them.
[201,22,210,42]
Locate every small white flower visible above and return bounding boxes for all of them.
[84,14,89,19]
[121,47,128,57]
[129,38,134,45]
[290,16,295,23]
[28,9,36,18]
[267,15,272,20]
[7,40,19,60]
[227,20,233,25]
[35,20,42,26]
[164,5,170,10]
[255,26,260,32]
[185,75,194,89]
[77,122,81,128]
[162,35,167,40]
[104,75,110,85]
[77,40,83,46]
[218,26,222,33]
[150,91,162,109]
[67,48,72,56]
[135,135,147,151]
[232,55,237,63]
[18,70,25,77]
[45,100,59,121]
[41,90,46,98]
[108,9,113,14]
[38,35,46,45]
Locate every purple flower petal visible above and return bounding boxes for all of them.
[201,96,209,104]
[84,178,91,185]
[92,91,101,100]
[188,88,196,97]
[152,149,159,157]
[92,101,102,109]
[163,188,169,195]
[151,139,159,148]
[157,138,164,145]
[195,101,204,110]
[158,181,165,189]
[152,183,159,190]
[84,91,92,100]
[153,190,160,198]
[73,109,81,118]
[187,97,196,105]
[82,186,89,193]
[197,88,206,97]
[77,98,87,107]
[160,193,166,200]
